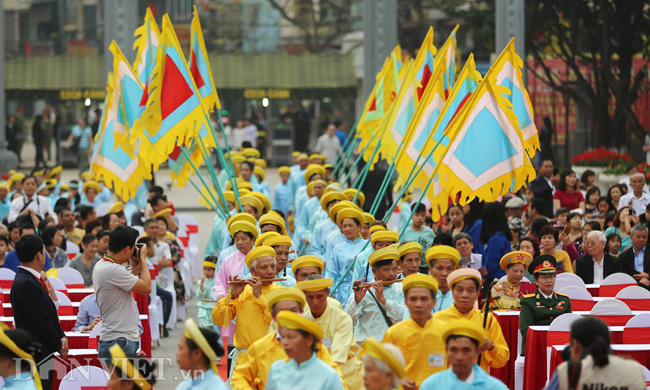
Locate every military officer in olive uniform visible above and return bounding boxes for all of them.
[519,255,572,355]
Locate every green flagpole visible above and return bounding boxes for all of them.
[180,146,226,218]
[398,177,433,239]
[368,143,403,215]
[196,137,230,217]
[351,142,380,191]
[186,176,224,217]
[332,136,359,180]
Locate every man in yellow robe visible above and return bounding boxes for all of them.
[292,255,343,310]
[212,246,283,376]
[431,268,510,372]
[230,287,347,390]
[382,274,447,390]
[297,275,365,390]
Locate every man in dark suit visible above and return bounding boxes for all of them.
[619,224,650,288]
[575,230,622,284]
[10,235,67,390]
[528,159,555,218]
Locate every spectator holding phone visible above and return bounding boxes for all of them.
[93,226,151,367]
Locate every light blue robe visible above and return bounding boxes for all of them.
[326,236,368,304]
[79,197,102,208]
[419,365,508,390]
[344,282,405,342]
[311,218,338,258]
[97,185,112,204]
[205,215,227,258]
[351,246,374,283]
[176,369,227,390]
[0,198,9,221]
[259,180,271,199]
[128,182,149,210]
[304,208,326,246]
[273,181,293,220]
[398,200,412,233]
[266,352,344,390]
[296,197,320,247]
[3,371,38,390]
[325,231,346,264]
[124,202,138,225]
[196,277,216,328]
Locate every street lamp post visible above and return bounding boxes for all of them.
[0,0,19,174]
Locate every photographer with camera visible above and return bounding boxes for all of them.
[93,226,151,367]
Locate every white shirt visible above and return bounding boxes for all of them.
[243,124,258,146]
[540,290,553,300]
[618,192,650,216]
[464,367,475,384]
[315,133,341,163]
[232,128,245,150]
[8,193,57,224]
[593,254,605,284]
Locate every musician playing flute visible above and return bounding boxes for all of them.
[345,245,406,351]
[211,245,283,378]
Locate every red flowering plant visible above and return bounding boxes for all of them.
[637,163,650,184]
[571,147,634,167]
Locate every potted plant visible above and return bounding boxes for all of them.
[571,147,634,190]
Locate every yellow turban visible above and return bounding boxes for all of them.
[291,256,324,273]
[343,189,365,206]
[80,171,93,181]
[0,327,43,390]
[231,155,246,164]
[110,344,151,390]
[363,212,375,225]
[229,220,259,240]
[441,319,487,348]
[265,235,292,248]
[184,319,220,374]
[267,288,306,311]
[368,246,399,267]
[402,274,439,295]
[364,337,405,379]
[296,278,333,292]
[278,166,291,175]
[227,212,256,229]
[45,179,57,189]
[250,191,271,215]
[48,166,62,178]
[242,148,261,158]
[240,195,264,216]
[398,242,423,258]
[7,173,25,187]
[292,151,300,157]
[83,180,101,194]
[245,245,276,268]
[369,225,387,235]
[259,213,287,234]
[371,230,398,245]
[500,251,533,271]
[304,164,326,183]
[426,245,461,268]
[219,191,236,209]
[253,166,266,182]
[336,207,364,227]
[328,201,359,223]
[320,191,347,212]
[107,201,125,214]
[277,311,324,340]
[255,159,267,169]
[255,232,281,247]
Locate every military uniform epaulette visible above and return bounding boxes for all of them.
[555,291,569,297]
[522,293,535,298]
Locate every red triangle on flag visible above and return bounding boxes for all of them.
[190,50,206,89]
[139,81,149,107]
[417,65,432,99]
[368,96,377,112]
[168,139,185,161]
[161,54,194,120]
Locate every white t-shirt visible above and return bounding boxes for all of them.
[93,260,140,342]
[152,240,172,288]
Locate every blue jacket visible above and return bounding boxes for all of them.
[483,231,511,280]
[4,250,51,272]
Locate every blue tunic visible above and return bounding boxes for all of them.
[97,185,112,204]
[351,246,374,283]
[326,236,368,304]
[311,218,338,258]
[0,197,10,221]
[482,231,511,280]
[259,180,271,199]
[266,352,344,390]
[274,181,294,217]
[175,369,227,390]
[205,215,227,258]
[3,371,38,390]
[466,220,484,256]
[325,231,347,264]
[420,365,508,390]
[398,200,412,233]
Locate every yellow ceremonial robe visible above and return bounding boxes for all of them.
[382,317,447,388]
[212,284,283,365]
[305,304,365,390]
[432,304,510,371]
[231,331,348,390]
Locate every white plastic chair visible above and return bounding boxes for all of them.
[59,365,109,390]
[54,268,85,289]
[600,273,638,297]
[88,321,102,349]
[589,298,633,326]
[65,241,79,261]
[95,202,112,217]
[554,273,586,291]
[0,268,15,289]
[640,364,650,384]
[559,286,595,311]
[616,286,650,310]
[623,312,650,344]
[49,277,67,292]
[547,314,583,378]
[55,291,73,315]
